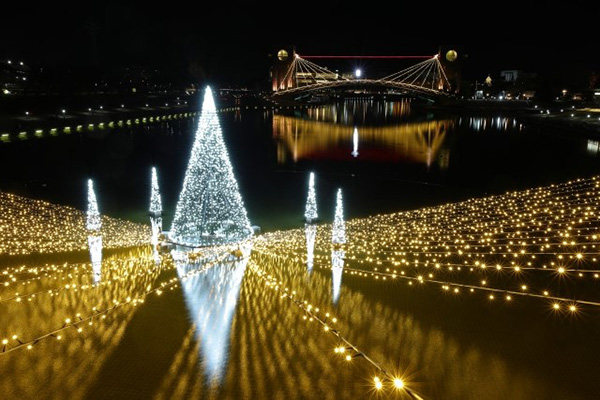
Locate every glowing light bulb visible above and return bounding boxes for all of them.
[394,378,404,389]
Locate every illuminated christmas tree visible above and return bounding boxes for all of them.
[332,188,346,244]
[170,86,252,247]
[304,172,318,223]
[86,179,101,232]
[149,167,163,246]
[149,167,162,216]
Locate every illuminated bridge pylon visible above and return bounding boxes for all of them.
[271,53,451,98]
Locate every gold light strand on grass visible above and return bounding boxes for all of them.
[248,258,421,398]
[0,191,150,255]
[252,176,600,316]
[0,256,170,304]
[0,248,235,354]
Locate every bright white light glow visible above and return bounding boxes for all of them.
[355,69,362,78]
[88,235,102,283]
[170,86,252,246]
[332,249,344,304]
[352,127,359,157]
[304,172,318,223]
[149,167,163,215]
[86,179,101,231]
[175,248,249,383]
[332,189,346,244]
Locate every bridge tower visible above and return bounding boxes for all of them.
[438,45,464,94]
[271,45,296,92]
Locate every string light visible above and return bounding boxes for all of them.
[304,172,318,223]
[253,176,600,315]
[170,86,252,247]
[246,255,416,396]
[0,245,237,354]
[0,192,149,255]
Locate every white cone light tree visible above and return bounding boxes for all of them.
[170,86,252,247]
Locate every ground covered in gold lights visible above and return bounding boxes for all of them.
[0,192,150,255]
[1,178,600,399]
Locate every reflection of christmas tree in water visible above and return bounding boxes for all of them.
[305,224,316,273]
[175,254,249,384]
[88,235,102,284]
[170,87,252,247]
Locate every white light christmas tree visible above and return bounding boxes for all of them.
[149,167,162,216]
[170,86,252,247]
[149,167,163,246]
[304,172,318,223]
[86,179,101,232]
[332,188,346,245]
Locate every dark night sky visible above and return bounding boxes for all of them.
[1,2,598,86]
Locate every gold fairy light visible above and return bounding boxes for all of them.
[253,175,600,315]
[0,192,150,255]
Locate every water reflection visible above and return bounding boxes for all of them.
[331,249,344,305]
[175,250,250,385]
[150,216,162,248]
[587,139,600,155]
[351,127,359,158]
[305,99,411,125]
[305,224,316,274]
[87,235,102,283]
[0,247,162,400]
[273,114,452,166]
[465,116,520,132]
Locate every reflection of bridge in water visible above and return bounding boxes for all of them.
[273,114,453,167]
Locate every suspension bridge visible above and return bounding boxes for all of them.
[270,50,454,99]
